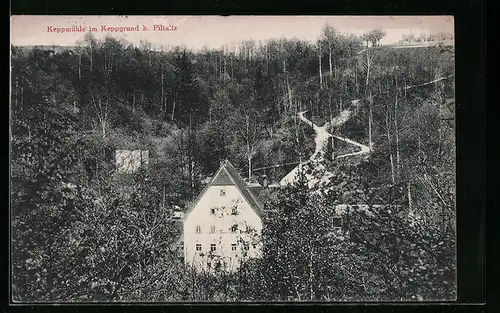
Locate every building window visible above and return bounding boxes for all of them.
[231,225,238,233]
[332,216,343,229]
[210,225,216,234]
[210,244,216,252]
[196,244,202,251]
[220,189,226,196]
[231,244,237,251]
[210,208,216,215]
[196,225,201,234]
[231,206,238,215]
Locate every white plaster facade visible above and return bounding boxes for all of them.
[183,160,263,273]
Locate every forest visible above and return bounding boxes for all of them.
[10,26,456,301]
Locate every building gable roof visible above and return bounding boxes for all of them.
[211,167,234,186]
[184,160,264,221]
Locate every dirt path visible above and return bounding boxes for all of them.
[403,74,455,90]
[298,99,370,161]
[280,100,369,186]
[279,74,454,187]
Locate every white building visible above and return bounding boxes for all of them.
[115,149,149,174]
[172,211,185,220]
[183,160,264,273]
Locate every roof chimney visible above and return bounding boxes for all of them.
[219,159,226,167]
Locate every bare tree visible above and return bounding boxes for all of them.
[74,42,84,81]
[84,31,97,72]
[90,91,109,140]
[372,29,387,47]
[235,110,262,179]
[321,25,338,79]
[316,40,324,89]
[368,92,374,151]
[384,100,396,185]
[363,43,375,150]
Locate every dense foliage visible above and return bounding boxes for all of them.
[10,26,455,301]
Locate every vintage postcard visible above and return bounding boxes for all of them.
[10,15,456,302]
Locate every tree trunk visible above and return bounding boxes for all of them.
[191,160,195,196]
[248,154,252,180]
[103,52,107,77]
[161,70,164,115]
[266,46,269,75]
[287,76,293,111]
[14,78,18,107]
[220,55,223,78]
[331,136,335,159]
[329,46,333,78]
[441,204,446,235]
[368,92,373,151]
[328,92,333,124]
[109,53,113,77]
[407,181,413,215]
[354,60,359,95]
[245,114,252,179]
[385,107,396,185]
[294,102,302,162]
[395,105,401,177]
[171,100,176,121]
[224,52,227,77]
[188,114,194,199]
[231,53,234,79]
[365,50,371,88]
[437,92,443,163]
[334,59,337,80]
[78,53,82,80]
[318,54,323,89]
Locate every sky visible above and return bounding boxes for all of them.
[10,15,454,51]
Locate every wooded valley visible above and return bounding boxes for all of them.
[10,25,456,302]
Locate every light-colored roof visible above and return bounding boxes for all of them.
[279,162,318,187]
[184,160,264,221]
